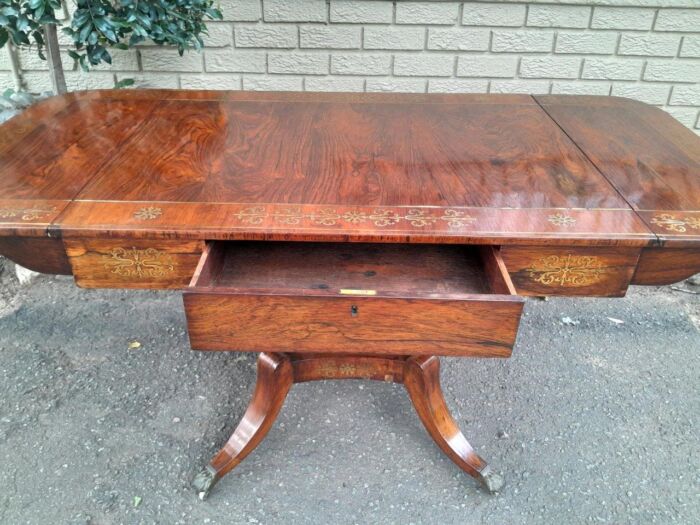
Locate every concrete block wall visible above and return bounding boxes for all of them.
[1,1,698,133]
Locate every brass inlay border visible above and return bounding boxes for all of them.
[54,202,652,237]
[650,214,700,233]
[103,247,175,278]
[229,207,476,228]
[527,254,607,287]
[0,206,57,221]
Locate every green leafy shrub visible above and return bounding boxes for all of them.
[0,0,222,70]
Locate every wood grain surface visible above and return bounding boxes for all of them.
[537,95,700,248]
[0,237,72,274]
[72,98,625,209]
[633,247,700,285]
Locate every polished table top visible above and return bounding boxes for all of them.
[1,90,698,248]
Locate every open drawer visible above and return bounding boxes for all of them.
[183,242,524,358]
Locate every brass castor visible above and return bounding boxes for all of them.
[478,466,505,493]
[192,466,219,501]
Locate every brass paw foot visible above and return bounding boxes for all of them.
[478,466,505,494]
[193,466,219,501]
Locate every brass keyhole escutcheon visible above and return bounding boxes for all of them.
[350,305,358,317]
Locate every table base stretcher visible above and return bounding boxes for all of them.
[192,352,504,500]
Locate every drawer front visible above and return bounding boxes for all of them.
[500,246,641,297]
[65,238,204,289]
[183,292,523,358]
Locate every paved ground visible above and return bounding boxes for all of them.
[0,259,698,525]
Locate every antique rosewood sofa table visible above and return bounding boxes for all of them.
[1,90,698,500]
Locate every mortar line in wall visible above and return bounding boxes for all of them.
[524,4,529,28]
[551,30,556,54]
[547,27,673,34]
[651,7,660,32]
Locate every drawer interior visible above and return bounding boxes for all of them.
[190,242,517,299]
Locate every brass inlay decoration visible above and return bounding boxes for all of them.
[230,207,476,229]
[650,214,700,233]
[548,213,576,227]
[527,254,607,287]
[318,362,358,377]
[339,364,357,376]
[0,206,57,221]
[133,206,163,220]
[103,247,175,278]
